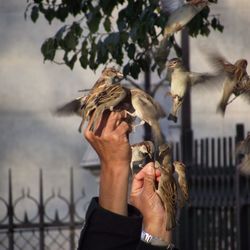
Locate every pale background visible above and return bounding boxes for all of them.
[0,0,249,212]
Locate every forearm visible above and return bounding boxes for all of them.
[99,162,130,216]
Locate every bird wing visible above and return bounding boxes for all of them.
[164,2,207,37]
[189,72,219,86]
[131,88,166,119]
[89,84,128,131]
[160,0,183,14]
[207,53,236,79]
[173,161,189,208]
[157,166,177,230]
[55,97,85,117]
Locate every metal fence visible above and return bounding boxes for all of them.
[0,168,87,250]
[173,125,250,250]
[0,126,250,250]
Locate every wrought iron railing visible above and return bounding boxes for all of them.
[0,168,88,250]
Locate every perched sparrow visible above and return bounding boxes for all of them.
[236,132,250,175]
[208,54,249,115]
[166,57,217,122]
[156,143,178,230]
[85,84,128,131]
[126,88,166,147]
[55,67,125,131]
[162,0,208,38]
[130,141,155,174]
[173,161,189,208]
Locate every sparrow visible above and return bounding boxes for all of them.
[236,132,250,175]
[156,143,178,230]
[173,161,189,208]
[55,67,125,131]
[162,0,208,38]
[154,1,207,71]
[166,57,218,123]
[126,88,166,148]
[130,141,155,174]
[208,54,249,115]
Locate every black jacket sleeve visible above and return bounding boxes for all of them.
[77,197,178,250]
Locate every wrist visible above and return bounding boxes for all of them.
[143,223,172,244]
[99,162,130,216]
[141,230,175,249]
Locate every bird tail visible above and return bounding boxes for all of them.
[165,206,177,231]
[216,99,227,116]
[151,122,165,150]
[54,99,82,117]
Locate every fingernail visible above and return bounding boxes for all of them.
[147,164,154,174]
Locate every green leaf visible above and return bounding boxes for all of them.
[97,40,108,64]
[31,5,39,22]
[67,54,77,70]
[55,25,67,41]
[127,44,135,59]
[71,22,83,37]
[63,30,78,51]
[103,17,111,32]
[87,10,102,33]
[130,62,140,79]
[41,38,57,61]
[44,8,55,24]
[56,6,68,22]
[123,63,130,76]
[80,41,89,68]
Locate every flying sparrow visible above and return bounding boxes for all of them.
[162,0,208,38]
[55,67,125,131]
[166,57,218,122]
[155,1,207,70]
[130,141,155,175]
[208,54,249,115]
[156,143,178,230]
[126,88,166,148]
[236,132,250,175]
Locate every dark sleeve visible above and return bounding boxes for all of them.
[77,197,143,250]
[137,241,179,250]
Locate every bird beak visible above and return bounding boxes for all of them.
[166,61,173,68]
[116,72,124,80]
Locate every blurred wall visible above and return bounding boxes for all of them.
[0,0,250,200]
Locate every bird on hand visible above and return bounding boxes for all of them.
[166,57,217,123]
[130,141,155,175]
[55,66,166,151]
[156,143,178,230]
[207,53,249,115]
[173,161,189,209]
[236,132,250,176]
[126,88,166,148]
[55,67,125,132]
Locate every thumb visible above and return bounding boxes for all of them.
[143,163,156,194]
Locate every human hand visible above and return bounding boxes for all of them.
[84,111,132,215]
[84,110,132,167]
[129,162,172,243]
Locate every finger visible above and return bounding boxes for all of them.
[115,121,131,140]
[131,170,146,192]
[94,110,110,136]
[103,112,122,134]
[143,163,156,194]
